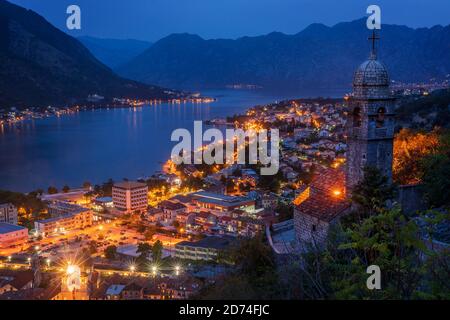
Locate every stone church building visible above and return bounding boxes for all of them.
[294,33,396,248]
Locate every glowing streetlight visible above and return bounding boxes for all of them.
[151,265,157,276]
[175,265,181,276]
[130,265,136,273]
[7,256,11,262]
[67,265,76,275]
[34,245,40,252]
[46,258,51,267]
[333,190,342,197]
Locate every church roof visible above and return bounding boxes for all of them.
[294,167,350,222]
[353,57,390,87]
[352,31,391,99]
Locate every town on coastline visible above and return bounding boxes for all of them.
[0,93,215,126]
[1,38,450,300]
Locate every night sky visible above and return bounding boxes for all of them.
[8,0,450,41]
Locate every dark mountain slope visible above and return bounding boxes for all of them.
[0,0,174,108]
[117,19,450,90]
[78,36,152,69]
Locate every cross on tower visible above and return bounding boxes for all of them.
[368,30,380,58]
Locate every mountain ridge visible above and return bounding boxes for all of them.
[0,0,176,109]
[117,18,450,90]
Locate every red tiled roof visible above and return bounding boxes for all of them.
[159,201,186,211]
[219,216,233,222]
[294,167,350,222]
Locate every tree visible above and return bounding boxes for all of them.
[333,206,425,299]
[422,153,450,208]
[104,245,117,260]
[200,236,281,299]
[136,242,152,269]
[136,224,147,234]
[393,129,439,185]
[421,130,450,208]
[88,241,97,254]
[62,185,70,193]
[83,181,92,189]
[102,179,115,197]
[349,166,396,221]
[137,242,152,258]
[258,171,283,193]
[275,202,293,222]
[172,220,180,229]
[0,190,47,220]
[144,230,156,241]
[48,186,58,194]
[151,240,163,262]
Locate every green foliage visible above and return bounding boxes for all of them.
[397,88,450,128]
[275,202,293,222]
[198,236,280,300]
[334,207,425,299]
[258,170,284,193]
[47,186,58,194]
[136,242,152,269]
[0,190,47,219]
[421,131,450,208]
[349,166,396,221]
[151,240,163,262]
[104,245,117,260]
[182,176,204,190]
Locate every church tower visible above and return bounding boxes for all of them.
[345,31,396,192]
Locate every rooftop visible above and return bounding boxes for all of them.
[106,284,126,296]
[159,200,187,211]
[177,236,237,250]
[294,167,350,222]
[113,181,148,190]
[35,209,89,224]
[0,223,27,234]
[95,197,113,203]
[192,191,253,207]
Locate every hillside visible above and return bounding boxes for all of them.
[78,36,152,69]
[0,0,176,109]
[117,19,450,90]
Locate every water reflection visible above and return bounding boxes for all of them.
[0,88,345,192]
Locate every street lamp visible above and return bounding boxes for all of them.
[151,265,157,276]
[130,265,136,273]
[332,190,342,197]
[46,258,51,268]
[7,256,11,262]
[175,265,181,276]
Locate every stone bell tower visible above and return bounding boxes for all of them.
[345,31,396,193]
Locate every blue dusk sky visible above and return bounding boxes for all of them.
[8,0,450,41]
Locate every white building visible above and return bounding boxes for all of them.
[0,203,18,225]
[112,181,148,214]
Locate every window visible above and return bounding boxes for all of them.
[353,107,362,127]
[312,224,317,232]
[376,107,386,128]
